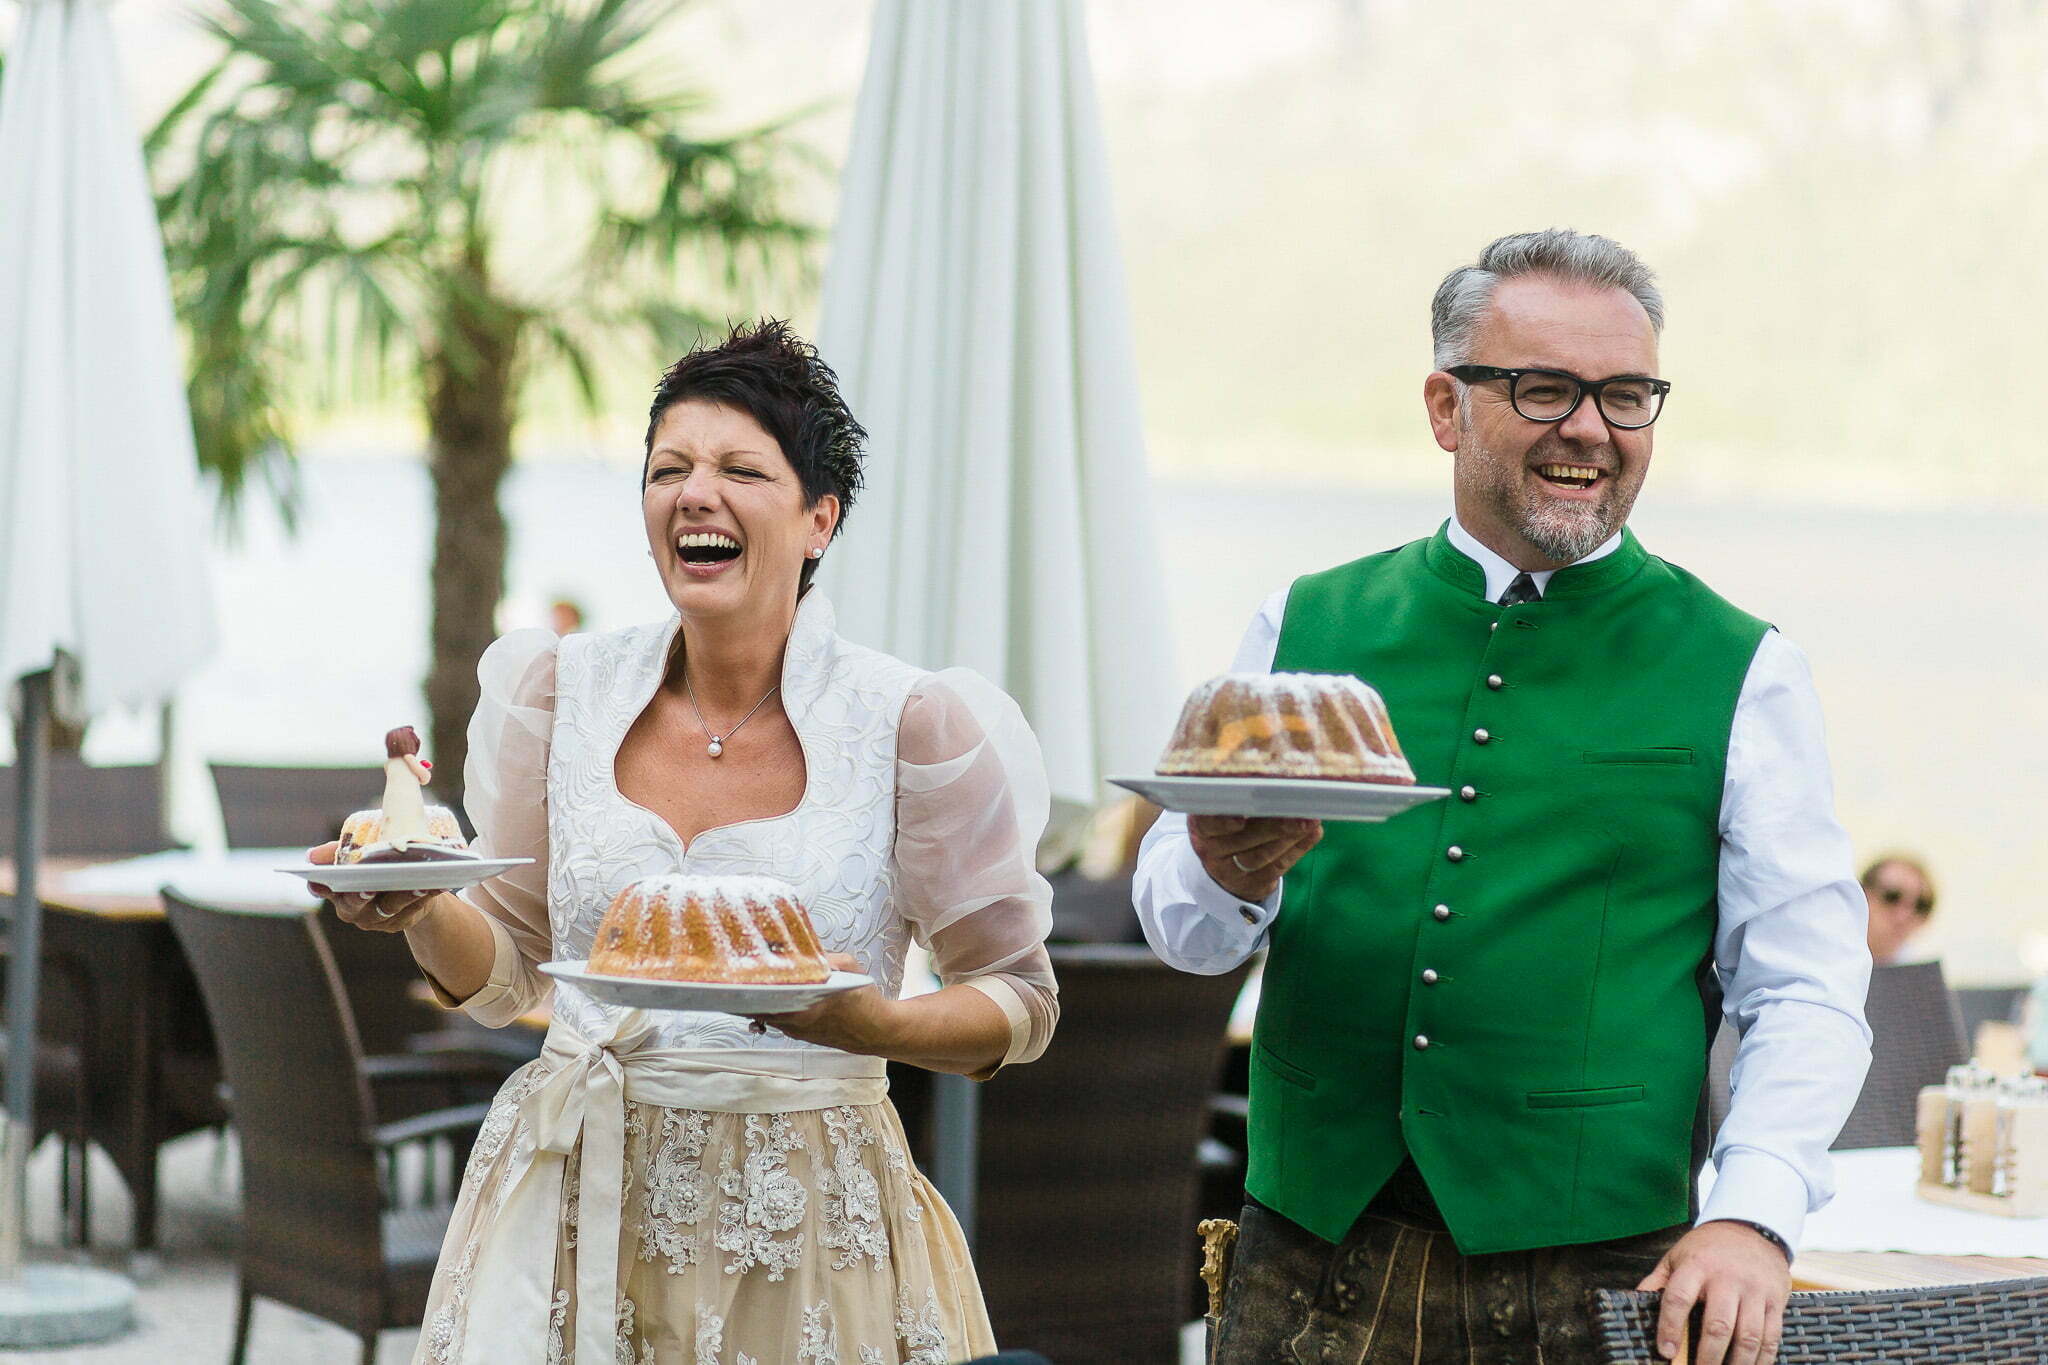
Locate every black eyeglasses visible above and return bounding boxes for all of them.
[1446,365,1671,430]
[1876,886,1934,915]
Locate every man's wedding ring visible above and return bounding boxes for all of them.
[1231,853,1253,872]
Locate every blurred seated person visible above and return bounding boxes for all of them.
[1862,852,1937,965]
[1044,796,1161,943]
[547,596,585,636]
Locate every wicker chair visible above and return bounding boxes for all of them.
[1707,961,1967,1152]
[0,756,172,856]
[208,763,380,851]
[1954,984,2028,1045]
[0,936,107,1246]
[971,944,1249,1365]
[1837,960,1968,1149]
[163,890,492,1365]
[0,1018,91,1245]
[1045,868,1146,944]
[1593,1279,2048,1363]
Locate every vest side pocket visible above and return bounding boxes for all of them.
[1254,1041,1318,1092]
[1248,1041,1317,1201]
[1524,1083,1646,1110]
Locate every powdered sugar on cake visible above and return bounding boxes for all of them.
[587,874,832,984]
[1157,671,1415,784]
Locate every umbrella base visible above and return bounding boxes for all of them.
[0,1263,134,1348]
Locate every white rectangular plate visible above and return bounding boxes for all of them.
[539,962,873,1016]
[1108,774,1450,822]
[274,857,533,894]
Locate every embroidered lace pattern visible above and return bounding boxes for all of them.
[816,1106,891,1271]
[797,1301,840,1364]
[713,1113,809,1280]
[638,1103,713,1273]
[614,1295,644,1365]
[544,1289,570,1364]
[895,1287,950,1365]
[421,1064,556,1363]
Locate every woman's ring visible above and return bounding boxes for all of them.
[748,1019,767,1036]
[1231,853,1253,872]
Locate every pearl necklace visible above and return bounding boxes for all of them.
[683,673,779,759]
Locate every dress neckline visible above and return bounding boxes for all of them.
[608,591,839,856]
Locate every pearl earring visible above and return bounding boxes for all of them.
[808,547,824,559]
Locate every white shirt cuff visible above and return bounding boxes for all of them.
[1190,862,1282,933]
[1699,1145,1811,1251]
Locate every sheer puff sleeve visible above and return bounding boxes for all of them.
[895,669,1059,1075]
[429,628,557,1027]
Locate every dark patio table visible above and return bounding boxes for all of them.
[1,855,307,1253]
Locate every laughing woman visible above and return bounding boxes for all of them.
[314,321,1058,1364]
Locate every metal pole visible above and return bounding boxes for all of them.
[0,667,133,1342]
[2,671,52,1281]
[930,1072,979,1247]
[157,699,176,849]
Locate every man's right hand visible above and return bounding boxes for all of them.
[1189,815,1323,903]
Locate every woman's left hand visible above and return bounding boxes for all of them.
[746,953,898,1055]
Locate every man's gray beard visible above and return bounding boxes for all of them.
[1464,428,1630,564]
[1512,483,1619,563]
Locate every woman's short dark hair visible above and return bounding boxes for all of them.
[643,319,867,589]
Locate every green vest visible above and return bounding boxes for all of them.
[1252,524,1769,1253]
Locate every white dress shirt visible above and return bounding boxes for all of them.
[1134,518,1874,1250]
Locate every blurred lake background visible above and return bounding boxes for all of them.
[7,0,2045,980]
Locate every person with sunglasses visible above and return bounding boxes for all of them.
[1136,229,1873,1365]
[1861,854,1938,965]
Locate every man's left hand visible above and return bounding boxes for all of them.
[1635,1220,1788,1365]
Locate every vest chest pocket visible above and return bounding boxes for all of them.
[1526,1083,1645,1110]
[1579,747,1694,766]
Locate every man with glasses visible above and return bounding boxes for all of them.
[1861,854,1938,965]
[1137,229,1872,1365]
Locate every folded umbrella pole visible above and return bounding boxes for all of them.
[0,0,219,1342]
[0,672,134,1346]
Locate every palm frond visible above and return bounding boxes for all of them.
[153,0,821,522]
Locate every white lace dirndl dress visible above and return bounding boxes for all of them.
[413,592,1059,1365]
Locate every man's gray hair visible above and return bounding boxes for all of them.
[1431,229,1664,370]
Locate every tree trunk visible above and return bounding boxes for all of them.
[422,268,520,818]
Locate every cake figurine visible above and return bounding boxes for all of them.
[334,726,479,865]
[1157,672,1415,784]
[587,874,831,985]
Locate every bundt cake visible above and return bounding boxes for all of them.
[335,806,470,864]
[1157,672,1415,784]
[587,875,831,984]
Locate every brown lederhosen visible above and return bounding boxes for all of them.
[1215,1161,1687,1365]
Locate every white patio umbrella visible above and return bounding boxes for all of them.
[817,0,1176,1239]
[0,0,218,1343]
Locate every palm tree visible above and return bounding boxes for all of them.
[150,0,815,795]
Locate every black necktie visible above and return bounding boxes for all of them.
[1497,572,1541,607]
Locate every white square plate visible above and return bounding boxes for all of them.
[274,857,533,894]
[1108,775,1450,823]
[538,962,874,1016]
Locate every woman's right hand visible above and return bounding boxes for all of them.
[306,840,442,933]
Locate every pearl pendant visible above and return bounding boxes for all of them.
[707,737,723,758]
